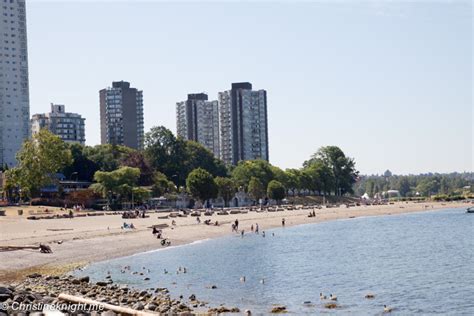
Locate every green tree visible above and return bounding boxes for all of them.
[267,180,286,204]
[6,129,72,199]
[91,166,141,205]
[145,126,227,187]
[131,187,151,204]
[416,178,440,197]
[231,160,274,190]
[397,177,411,197]
[248,177,265,203]
[84,144,134,172]
[285,169,301,196]
[186,168,218,204]
[151,171,175,197]
[215,177,236,207]
[120,151,154,186]
[62,143,99,182]
[304,146,358,195]
[184,141,228,178]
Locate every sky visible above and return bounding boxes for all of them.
[25,0,472,175]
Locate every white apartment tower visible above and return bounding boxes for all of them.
[176,93,220,157]
[31,104,86,145]
[99,81,144,150]
[218,82,269,165]
[0,0,30,167]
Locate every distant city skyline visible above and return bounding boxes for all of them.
[25,1,472,174]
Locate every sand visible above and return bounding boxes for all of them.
[0,201,470,282]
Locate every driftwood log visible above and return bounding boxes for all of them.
[0,245,40,252]
[58,293,157,315]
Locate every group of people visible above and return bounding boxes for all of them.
[122,222,135,229]
[308,210,316,217]
[152,226,162,238]
[122,210,147,219]
[204,219,219,226]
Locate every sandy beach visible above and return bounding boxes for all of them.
[0,201,470,282]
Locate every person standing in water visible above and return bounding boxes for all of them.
[255,223,259,234]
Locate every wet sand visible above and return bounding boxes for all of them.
[0,201,470,282]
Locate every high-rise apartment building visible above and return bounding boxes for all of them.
[218,82,269,165]
[99,81,144,150]
[176,93,220,157]
[31,104,86,145]
[0,0,30,167]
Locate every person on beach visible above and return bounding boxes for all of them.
[241,230,245,238]
[235,219,239,230]
[282,218,285,227]
[196,217,201,224]
[251,224,254,232]
[255,223,259,234]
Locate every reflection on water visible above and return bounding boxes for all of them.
[77,209,474,314]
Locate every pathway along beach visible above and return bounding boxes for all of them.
[0,201,470,282]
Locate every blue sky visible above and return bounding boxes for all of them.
[26,1,472,175]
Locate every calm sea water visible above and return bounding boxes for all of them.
[76,208,474,315]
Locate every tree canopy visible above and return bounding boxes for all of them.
[267,180,286,202]
[91,166,141,204]
[186,168,218,203]
[145,126,226,187]
[248,177,265,202]
[304,146,358,195]
[215,176,236,207]
[6,129,72,199]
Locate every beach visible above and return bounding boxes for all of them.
[0,201,470,282]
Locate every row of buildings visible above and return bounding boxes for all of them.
[0,1,268,168]
[176,82,269,165]
[30,81,144,150]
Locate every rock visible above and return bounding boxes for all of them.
[101,311,117,316]
[189,294,196,301]
[41,296,54,304]
[27,273,41,278]
[143,277,150,281]
[0,294,11,302]
[132,302,144,310]
[365,293,375,299]
[96,281,108,287]
[29,313,45,316]
[71,279,81,284]
[145,302,157,310]
[270,305,287,313]
[79,276,90,283]
[324,302,338,309]
[0,287,12,295]
[209,306,240,313]
[13,294,25,303]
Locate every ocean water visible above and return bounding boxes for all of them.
[76,208,474,315]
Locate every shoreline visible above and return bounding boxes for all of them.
[0,201,471,283]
